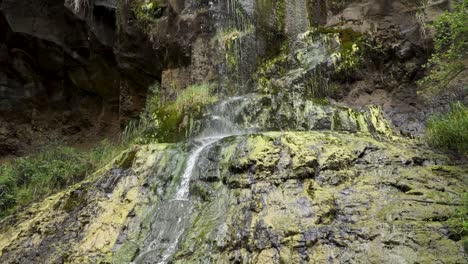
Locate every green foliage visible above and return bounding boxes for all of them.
[0,141,120,218]
[123,82,218,144]
[153,83,218,142]
[425,102,468,155]
[121,83,161,145]
[419,0,468,97]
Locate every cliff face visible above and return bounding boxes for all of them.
[0,0,466,263]
[0,0,460,157]
[0,0,160,157]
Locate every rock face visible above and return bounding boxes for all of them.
[0,0,163,157]
[0,0,466,263]
[0,0,460,157]
[0,0,249,157]
[0,114,466,262]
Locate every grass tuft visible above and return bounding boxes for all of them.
[425,102,468,155]
[0,140,121,218]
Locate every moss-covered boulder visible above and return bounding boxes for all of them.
[0,130,466,263]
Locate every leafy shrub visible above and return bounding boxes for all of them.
[419,0,468,97]
[425,102,468,155]
[0,141,120,218]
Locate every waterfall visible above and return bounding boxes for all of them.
[131,9,338,261]
[132,94,254,263]
[130,1,260,262]
[221,0,254,95]
[175,135,228,200]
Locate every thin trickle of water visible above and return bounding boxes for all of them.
[132,95,255,264]
[175,135,229,200]
[131,1,259,261]
[131,200,192,264]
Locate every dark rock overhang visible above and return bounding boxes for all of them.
[94,0,117,9]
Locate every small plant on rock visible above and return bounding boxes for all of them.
[0,141,120,218]
[425,102,468,155]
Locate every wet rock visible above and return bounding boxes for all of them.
[396,41,415,61]
[0,131,466,263]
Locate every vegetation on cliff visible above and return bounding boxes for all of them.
[0,141,121,218]
[1,131,466,263]
[419,0,467,97]
[123,83,218,143]
[0,0,466,262]
[425,102,468,155]
[419,0,467,155]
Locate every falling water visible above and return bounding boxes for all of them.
[132,95,253,264]
[130,0,258,262]
[175,135,230,200]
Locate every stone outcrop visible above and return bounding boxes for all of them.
[0,125,465,263]
[0,0,200,157]
[0,0,460,158]
[0,1,466,263]
[320,0,466,136]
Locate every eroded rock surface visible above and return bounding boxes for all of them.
[0,0,157,156]
[0,127,465,263]
[0,0,466,263]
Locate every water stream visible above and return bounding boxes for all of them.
[132,95,253,263]
[130,1,258,262]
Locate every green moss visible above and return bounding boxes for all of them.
[133,0,165,28]
[116,0,165,33]
[255,0,285,33]
[62,189,87,212]
[276,0,286,32]
[254,0,288,62]
[331,111,342,130]
[239,134,281,170]
[223,30,241,78]
[111,242,140,264]
[190,182,213,202]
[347,108,367,132]
[311,97,330,105]
[256,43,289,94]
[312,27,362,51]
[126,83,218,143]
[311,26,365,75]
[447,192,468,241]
